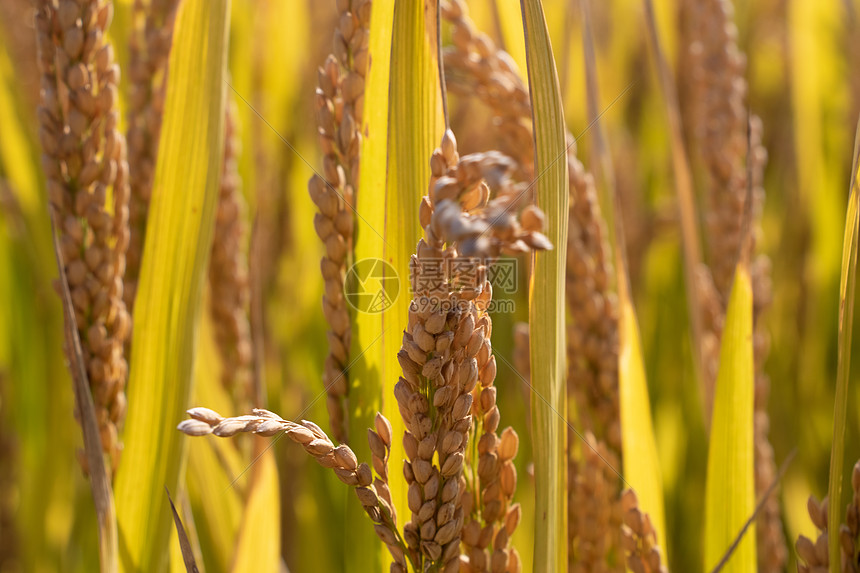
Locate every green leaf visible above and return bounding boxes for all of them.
[704,262,756,572]
[521,0,569,570]
[113,0,231,570]
[827,119,860,572]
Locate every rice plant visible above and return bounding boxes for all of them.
[1,0,860,572]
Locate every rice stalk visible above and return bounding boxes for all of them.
[34,0,131,471]
[307,0,371,444]
[572,18,665,570]
[182,128,550,572]
[208,100,253,406]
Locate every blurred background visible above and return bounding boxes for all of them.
[0,0,858,571]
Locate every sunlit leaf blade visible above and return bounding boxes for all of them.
[521,0,569,569]
[348,0,397,570]
[230,449,280,573]
[827,119,860,572]
[113,0,231,570]
[704,262,756,572]
[618,289,668,559]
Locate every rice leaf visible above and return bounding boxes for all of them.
[704,261,756,572]
[520,0,569,569]
[113,0,231,570]
[827,118,860,571]
[348,0,399,570]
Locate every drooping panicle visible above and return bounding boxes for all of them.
[178,407,409,569]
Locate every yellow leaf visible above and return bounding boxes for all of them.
[618,293,668,558]
[704,263,756,572]
[230,449,280,573]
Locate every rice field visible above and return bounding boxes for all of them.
[0,0,859,572]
